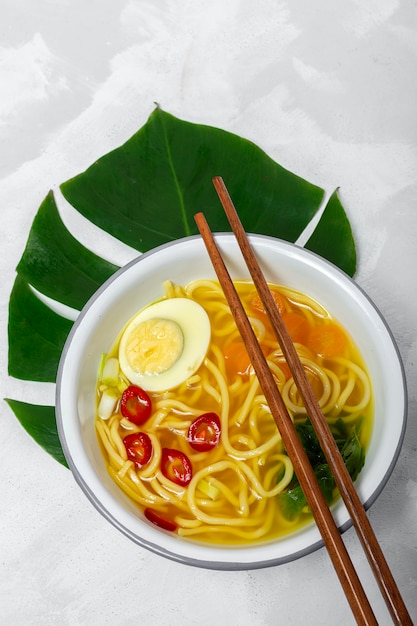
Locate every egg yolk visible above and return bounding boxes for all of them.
[124,318,184,375]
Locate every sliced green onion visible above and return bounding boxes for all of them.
[97,352,107,378]
[197,478,220,500]
[101,357,120,386]
[97,389,119,420]
[117,379,129,394]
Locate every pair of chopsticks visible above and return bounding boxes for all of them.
[194,177,412,626]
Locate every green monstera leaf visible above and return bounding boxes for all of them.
[16,191,120,311]
[5,400,69,468]
[6,106,356,466]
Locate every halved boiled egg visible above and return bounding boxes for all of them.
[118,298,211,392]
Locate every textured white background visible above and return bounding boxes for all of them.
[1,1,416,624]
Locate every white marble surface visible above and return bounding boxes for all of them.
[1,1,416,624]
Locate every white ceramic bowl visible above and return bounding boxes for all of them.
[56,234,407,570]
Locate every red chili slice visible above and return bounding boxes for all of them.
[188,412,221,452]
[144,508,177,532]
[161,448,193,486]
[120,385,152,425]
[123,432,153,468]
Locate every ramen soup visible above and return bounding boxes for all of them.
[95,279,372,544]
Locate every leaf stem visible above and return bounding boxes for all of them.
[157,109,192,236]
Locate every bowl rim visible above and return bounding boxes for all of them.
[56,233,408,570]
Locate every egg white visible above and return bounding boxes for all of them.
[118,298,211,392]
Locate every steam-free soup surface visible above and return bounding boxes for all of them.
[95,279,372,545]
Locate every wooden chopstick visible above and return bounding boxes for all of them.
[195,211,377,625]
[209,176,412,626]
[194,177,412,625]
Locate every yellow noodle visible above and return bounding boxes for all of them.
[178,504,276,539]
[174,516,203,529]
[138,433,162,479]
[162,280,176,298]
[108,465,162,506]
[187,462,264,526]
[205,357,282,459]
[247,397,273,446]
[248,316,267,342]
[96,421,125,468]
[119,417,139,431]
[121,467,167,505]
[155,418,190,432]
[237,454,293,498]
[185,279,223,296]
[282,358,333,413]
[266,360,287,387]
[96,278,372,546]
[234,375,261,426]
[331,357,371,413]
[117,459,134,479]
[153,399,201,416]
[201,476,241,508]
[238,476,250,517]
[320,368,342,414]
[208,343,226,373]
[229,434,257,450]
[110,419,128,460]
[146,408,169,429]
[181,387,204,408]
[325,377,353,416]
[186,374,201,386]
[194,497,229,510]
[148,479,190,513]
[278,285,329,317]
[201,376,222,405]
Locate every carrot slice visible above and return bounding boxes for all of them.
[223,341,252,378]
[308,323,347,358]
[250,289,288,317]
[281,312,310,345]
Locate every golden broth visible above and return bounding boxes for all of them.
[95,279,373,545]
